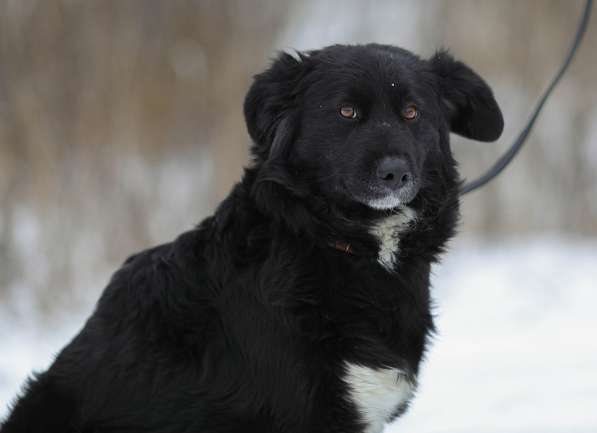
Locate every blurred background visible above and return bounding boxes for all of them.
[0,0,596,431]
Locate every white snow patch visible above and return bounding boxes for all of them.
[388,236,597,433]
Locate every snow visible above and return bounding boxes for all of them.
[2,236,597,432]
[0,306,89,416]
[390,236,597,433]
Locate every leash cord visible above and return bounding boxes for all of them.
[461,0,593,195]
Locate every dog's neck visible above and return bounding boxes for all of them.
[369,207,417,270]
[327,207,417,272]
[212,165,458,270]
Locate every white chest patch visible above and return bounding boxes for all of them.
[369,207,416,271]
[344,363,415,433]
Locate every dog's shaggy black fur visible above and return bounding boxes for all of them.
[1,44,502,433]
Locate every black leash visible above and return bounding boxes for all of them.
[461,0,593,195]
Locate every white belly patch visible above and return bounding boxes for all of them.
[344,362,416,433]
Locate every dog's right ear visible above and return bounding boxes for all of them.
[243,51,310,161]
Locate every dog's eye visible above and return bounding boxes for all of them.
[339,105,358,119]
[402,105,419,121]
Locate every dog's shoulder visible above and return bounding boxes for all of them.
[87,222,217,349]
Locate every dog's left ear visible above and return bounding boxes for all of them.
[429,51,504,142]
[244,51,310,161]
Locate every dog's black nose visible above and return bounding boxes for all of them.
[376,157,412,188]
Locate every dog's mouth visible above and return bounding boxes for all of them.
[351,179,420,211]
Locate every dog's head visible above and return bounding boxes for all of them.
[244,44,502,221]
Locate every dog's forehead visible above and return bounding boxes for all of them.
[310,44,424,92]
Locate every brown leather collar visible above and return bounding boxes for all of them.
[329,240,354,255]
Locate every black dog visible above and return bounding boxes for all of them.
[1,44,502,433]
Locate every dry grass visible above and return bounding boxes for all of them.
[0,0,595,316]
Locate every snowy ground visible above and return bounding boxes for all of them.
[1,236,596,432]
[392,236,597,433]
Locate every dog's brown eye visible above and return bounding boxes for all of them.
[339,105,357,119]
[402,105,418,120]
